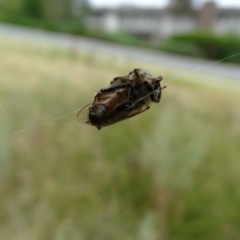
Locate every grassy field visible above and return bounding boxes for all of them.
[1,38,240,240]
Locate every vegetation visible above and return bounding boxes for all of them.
[169,0,193,15]
[1,38,240,240]
[1,1,240,65]
[160,31,240,64]
[1,13,240,65]
[0,0,90,20]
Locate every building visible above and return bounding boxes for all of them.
[86,2,240,40]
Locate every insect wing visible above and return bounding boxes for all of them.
[77,103,91,124]
[101,104,150,128]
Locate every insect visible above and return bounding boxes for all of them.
[77,69,166,130]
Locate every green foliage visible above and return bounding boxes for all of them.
[0,0,43,18]
[0,0,85,21]
[0,0,23,15]
[160,31,240,63]
[0,13,88,34]
[86,31,148,47]
[158,39,205,57]
[41,0,72,21]
[169,0,193,15]
[22,0,43,18]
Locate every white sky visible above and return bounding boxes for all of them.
[90,0,240,8]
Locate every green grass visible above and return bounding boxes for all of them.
[0,38,240,240]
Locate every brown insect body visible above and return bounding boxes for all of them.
[77,69,165,130]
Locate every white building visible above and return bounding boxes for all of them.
[86,3,240,39]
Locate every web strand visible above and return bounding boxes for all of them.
[9,109,80,136]
[165,51,240,86]
[8,51,240,136]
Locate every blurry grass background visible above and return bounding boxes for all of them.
[1,37,240,240]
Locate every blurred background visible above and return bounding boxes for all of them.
[0,0,240,239]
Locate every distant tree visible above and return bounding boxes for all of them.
[41,0,71,20]
[41,0,90,21]
[0,0,91,21]
[0,0,43,18]
[71,0,91,20]
[0,0,23,15]
[169,0,193,16]
[22,0,43,18]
